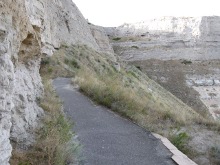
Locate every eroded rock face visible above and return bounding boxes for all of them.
[89,24,116,61]
[0,0,114,164]
[105,16,220,61]
[26,0,100,51]
[0,1,33,164]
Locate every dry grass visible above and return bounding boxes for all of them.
[10,65,80,165]
[34,78,80,165]
[69,44,200,131]
[77,68,177,130]
[76,65,210,133]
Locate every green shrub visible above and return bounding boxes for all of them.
[64,58,69,64]
[48,67,53,73]
[112,37,121,41]
[181,60,192,65]
[41,58,50,65]
[18,162,31,165]
[71,59,80,69]
[170,132,189,154]
[131,46,139,49]
[135,66,141,71]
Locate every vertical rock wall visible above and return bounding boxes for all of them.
[0,0,115,164]
[0,1,34,164]
[89,24,114,54]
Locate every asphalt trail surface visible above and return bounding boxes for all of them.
[53,78,176,165]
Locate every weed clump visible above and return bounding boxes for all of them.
[112,37,121,41]
[71,59,80,69]
[181,60,192,65]
[170,132,189,154]
[41,58,50,65]
[131,46,139,49]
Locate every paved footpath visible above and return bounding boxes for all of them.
[53,78,176,165]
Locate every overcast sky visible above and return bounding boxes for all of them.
[73,0,220,27]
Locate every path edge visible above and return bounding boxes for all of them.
[152,133,198,165]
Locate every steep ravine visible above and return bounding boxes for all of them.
[0,0,112,164]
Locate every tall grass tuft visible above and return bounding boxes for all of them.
[35,79,80,165]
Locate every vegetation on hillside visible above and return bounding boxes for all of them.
[29,44,220,164]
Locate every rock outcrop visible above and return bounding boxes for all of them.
[105,16,220,61]
[0,0,114,164]
[89,24,115,60]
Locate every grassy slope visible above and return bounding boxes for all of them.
[41,44,220,164]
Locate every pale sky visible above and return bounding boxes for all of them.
[73,0,220,27]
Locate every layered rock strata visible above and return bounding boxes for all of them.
[106,16,220,61]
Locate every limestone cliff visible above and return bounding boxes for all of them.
[105,16,220,61]
[0,0,113,164]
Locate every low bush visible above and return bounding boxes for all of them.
[131,45,139,49]
[112,37,121,41]
[170,132,189,154]
[71,59,80,69]
[181,60,192,65]
[41,58,50,65]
